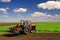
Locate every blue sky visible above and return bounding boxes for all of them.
[0,0,60,22]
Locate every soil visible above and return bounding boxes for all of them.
[0,23,17,26]
[0,24,12,26]
[0,33,60,40]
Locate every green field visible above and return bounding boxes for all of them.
[34,22,60,32]
[0,22,60,34]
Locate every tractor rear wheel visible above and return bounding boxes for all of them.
[24,28,29,34]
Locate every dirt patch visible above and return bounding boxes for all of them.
[0,23,17,26]
[0,33,60,40]
[0,24,12,26]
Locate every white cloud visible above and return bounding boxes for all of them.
[37,1,60,10]
[31,12,46,17]
[0,8,7,14]
[0,8,7,11]
[31,12,60,22]
[1,0,11,2]
[1,15,8,18]
[13,8,27,13]
[31,12,53,17]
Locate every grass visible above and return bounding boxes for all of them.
[0,22,60,34]
[0,25,16,34]
[34,22,60,32]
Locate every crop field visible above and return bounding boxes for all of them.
[34,22,60,32]
[0,22,60,40]
[0,22,60,33]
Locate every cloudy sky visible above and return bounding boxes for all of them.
[0,0,60,22]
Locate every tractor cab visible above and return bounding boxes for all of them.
[20,20,31,28]
[20,20,31,33]
[20,20,31,25]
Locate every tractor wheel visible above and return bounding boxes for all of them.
[24,28,29,34]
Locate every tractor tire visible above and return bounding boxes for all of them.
[24,28,29,34]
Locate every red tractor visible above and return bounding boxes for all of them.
[9,20,36,34]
